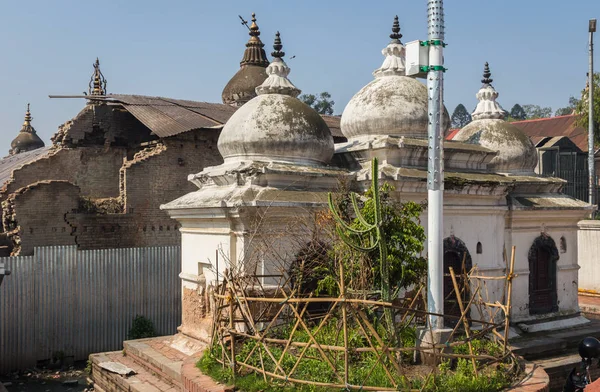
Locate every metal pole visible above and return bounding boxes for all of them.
[588,21,596,208]
[427,0,445,329]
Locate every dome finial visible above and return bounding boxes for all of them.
[255,32,301,97]
[240,13,269,67]
[472,62,506,120]
[373,16,406,78]
[390,15,402,43]
[24,103,32,126]
[88,58,107,96]
[481,62,493,85]
[271,31,285,58]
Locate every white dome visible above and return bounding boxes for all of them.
[454,119,537,173]
[217,32,334,166]
[341,76,431,140]
[218,94,334,165]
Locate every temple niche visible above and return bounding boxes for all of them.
[162,16,591,343]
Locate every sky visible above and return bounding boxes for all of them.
[0,0,599,155]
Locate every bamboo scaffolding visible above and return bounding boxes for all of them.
[209,245,519,391]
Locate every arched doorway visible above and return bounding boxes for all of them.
[528,235,559,315]
[443,236,472,327]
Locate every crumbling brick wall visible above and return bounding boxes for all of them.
[119,128,223,247]
[2,181,80,255]
[3,146,126,200]
[51,104,156,148]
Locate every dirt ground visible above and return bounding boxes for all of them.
[2,363,91,392]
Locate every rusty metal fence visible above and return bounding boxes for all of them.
[0,245,181,373]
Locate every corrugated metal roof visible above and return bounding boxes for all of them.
[104,95,236,138]
[512,115,588,153]
[102,94,344,139]
[0,146,52,187]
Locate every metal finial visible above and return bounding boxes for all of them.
[271,31,285,59]
[24,103,32,124]
[390,15,402,42]
[249,12,260,37]
[481,62,493,85]
[89,57,107,96]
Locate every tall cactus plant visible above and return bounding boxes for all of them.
[328,158,394,335]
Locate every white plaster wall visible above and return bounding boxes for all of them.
[506,225,579,322]
[578,220,600,293]
[180,227,231,290]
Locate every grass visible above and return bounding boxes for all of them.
[198,320,518,391]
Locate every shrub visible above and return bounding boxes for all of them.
[127,315,157,340]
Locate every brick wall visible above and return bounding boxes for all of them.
[4,147,126,199]
[2,181,80,255]
[119,129,223,247]
[52,104,156,148]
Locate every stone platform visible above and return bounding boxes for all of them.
[90,333,551,391]
[89,334,233,392]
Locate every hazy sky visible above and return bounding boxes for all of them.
[0,0,598,156]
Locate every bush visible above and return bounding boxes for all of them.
[127,315,157,340]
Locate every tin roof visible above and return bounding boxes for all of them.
[97,94,343,139]
[511,115,588,153]
[0,146,52,187]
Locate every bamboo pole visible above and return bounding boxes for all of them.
[228,284,236,376]
[340,262,349,387]
[449,267,478,376]
[503,246,516,354]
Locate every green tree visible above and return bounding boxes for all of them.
[450,104,472,128]
[522,104,552,119]
[555,96,580,116]
[575,72,600,142]
[300,91,335,115]
[509,104,527,121]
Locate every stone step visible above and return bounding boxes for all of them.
[90,351,179,392]
[123,338,188,388]
[511,319,600,360]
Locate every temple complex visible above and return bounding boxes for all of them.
[163,17,592,345]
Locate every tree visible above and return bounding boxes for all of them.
[300,91,335,115]
[509,104,527,121]
[555,96,580,116]
[574,72,600,142]
[522,104,553,119]
[450,104,472,128]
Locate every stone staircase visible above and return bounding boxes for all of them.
[512,317,600,391]
[90,335,215,392]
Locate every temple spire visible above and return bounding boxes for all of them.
[481,62,493,86]
[390,15,402,43]
[255,32,300,97]
[88,58,107,96]
[10,103,45,155]
[22,103,32,130]
[240,13,269,67]
[373,15,406,78]
[472,62,506,120]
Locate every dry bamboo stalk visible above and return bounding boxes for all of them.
[441,286,480,355]
[273,295,311,374]
[353,306,402,377]
[212,294,500,325]
[339,262,349,387]
[398,285,424,325]
[449,267,478,376]
[351,311,398,386]
[287,300,339,377]
[468,276,511,280]
[228,285,236,376]
[258,345,267,383]
[285,296,343,383]
[503,246,516,354]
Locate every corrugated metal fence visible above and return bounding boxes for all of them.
[0,245,181,373]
